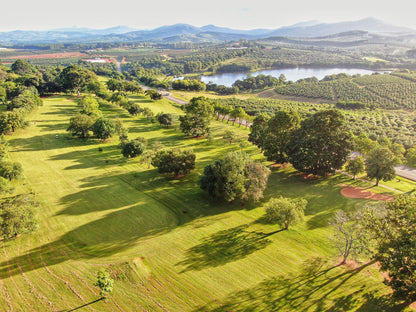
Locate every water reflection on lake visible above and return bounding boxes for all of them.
[199,68,384,87]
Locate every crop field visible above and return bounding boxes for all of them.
[1,95,407,311]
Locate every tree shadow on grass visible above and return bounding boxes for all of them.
[48,144,123,170]
[0,202,175,279]
[176,225,273,272]
[8,134,97,152]
[193,260,404,312]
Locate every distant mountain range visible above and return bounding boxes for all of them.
[0,18,414,44]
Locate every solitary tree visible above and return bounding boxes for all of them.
[67,114,94,139]
[141,150,155,169]
[78,95,101,117]
[365,147,396,186]
[179,97,214,137]
[127,103,142,116]
[145,89,162,100]
[94,270,114,298]
[92,117,116,140]
[345,156,365,179]
[264,196,307,230]
[330,210,368,265]
[157,113,174,128]
[142,107,154,120]
[222,130,235,144]
[200,152,270,203]
[122,140,145,158]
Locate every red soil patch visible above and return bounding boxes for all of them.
[5,52,86,60]
[341,186,394,201]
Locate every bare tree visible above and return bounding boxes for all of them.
[330,210,368,265]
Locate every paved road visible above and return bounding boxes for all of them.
[351,152,416,182]
[394,165,416,182]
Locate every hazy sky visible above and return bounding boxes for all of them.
[1,0,415,31]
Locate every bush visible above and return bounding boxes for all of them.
[0,161,23,180]
[152,149,195,177]
[122,140,145,158]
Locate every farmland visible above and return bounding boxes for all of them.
[0,93,407,311]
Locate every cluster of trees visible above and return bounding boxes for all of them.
[250,109,353,176]
[346,137,398,185]
[0,61,44,135]
[67,95,117,140]
[233,74,286,92]
[206,83,238,95]
[106,78,143,93]
[172,79,206,92]
[0,136,38,240]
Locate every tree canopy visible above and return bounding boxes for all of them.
[263,110,301,164]
[365,147,396,186]
[152,149,196,177]
[264,196,307,230]
[200,152,270,203]
[179,96,214,137]
[364,195,416,301]
[286,109,353,176]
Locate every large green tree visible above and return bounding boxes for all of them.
[365,147,396,186]
[92,117,116,140]
[286,109,353,176]
[58,65,97,94]
[94,270,114,298]
[11,59,33,75]
[263,110,301,164]
[179,97,214,137]
[67,114,94,139]
[0,111,27,134]
[78,95,101,117]
[364,195,416,301]
[248,113,270,150]
[157,113,174,128]
[0,161,23,181]
[264,196,308,230]
[122,140,145,158]
[200,152,270,203]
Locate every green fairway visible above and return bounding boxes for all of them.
[0,95,406,311]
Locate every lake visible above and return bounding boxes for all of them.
[199,68,384,87]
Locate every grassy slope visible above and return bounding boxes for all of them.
[0,95,407,311]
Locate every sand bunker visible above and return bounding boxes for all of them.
[341,186,394,201]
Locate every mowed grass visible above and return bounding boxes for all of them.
[0,95,408,311]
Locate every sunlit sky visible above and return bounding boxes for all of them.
[1,0,415,31]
